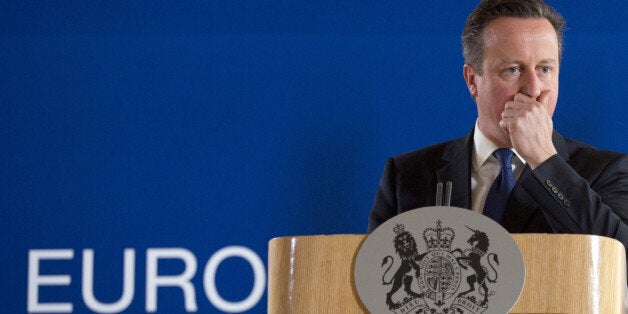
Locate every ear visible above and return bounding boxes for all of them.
[463,64,479,99]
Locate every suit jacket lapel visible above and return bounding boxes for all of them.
[502,165,537,232]
[436,130,473,209]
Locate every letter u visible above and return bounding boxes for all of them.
[82,249,135,313]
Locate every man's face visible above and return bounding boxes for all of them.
[464,17,560,147]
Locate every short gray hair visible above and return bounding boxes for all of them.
[462,0,566,73]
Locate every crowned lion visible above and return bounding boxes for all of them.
[381,224,426,309]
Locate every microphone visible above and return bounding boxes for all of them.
[435,181,453,206]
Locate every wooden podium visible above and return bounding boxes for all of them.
[268,234,626,313]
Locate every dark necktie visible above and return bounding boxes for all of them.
[483,148,515,223]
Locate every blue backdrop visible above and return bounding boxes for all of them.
[2,1,627,313]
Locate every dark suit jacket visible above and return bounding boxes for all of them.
[368,129,628,255]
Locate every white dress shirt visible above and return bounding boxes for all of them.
[471,120,526,213]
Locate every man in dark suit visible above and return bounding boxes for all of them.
[367,0,628,253]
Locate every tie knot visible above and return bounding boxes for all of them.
[493,148,514,168]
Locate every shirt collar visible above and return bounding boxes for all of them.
[472,119,526,171]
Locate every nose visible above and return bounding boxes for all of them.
[519,71,542,99]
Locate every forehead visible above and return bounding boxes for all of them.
[482,17,559,60]
[484,17,558,47]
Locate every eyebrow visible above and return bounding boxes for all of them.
[499,58,559,65]
[538,59,559,64]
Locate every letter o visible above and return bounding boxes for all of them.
[203,246,266,313]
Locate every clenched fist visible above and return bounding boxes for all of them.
[499,91,558,169]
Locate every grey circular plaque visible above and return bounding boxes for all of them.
[355,206,525,314]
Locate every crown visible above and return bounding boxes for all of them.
[393,224,406,235]
[423,220,455,251]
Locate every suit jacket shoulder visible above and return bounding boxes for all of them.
[367,132,473,232]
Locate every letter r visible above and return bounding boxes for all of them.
[145,248,198,312]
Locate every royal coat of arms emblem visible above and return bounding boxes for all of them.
[354,206,524,314]
[382,221,499,314]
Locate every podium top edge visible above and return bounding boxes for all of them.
[268,233,625,248]
[268,234,366,243]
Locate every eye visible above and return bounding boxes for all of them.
[539,66,552,74]
[500,66,522,80]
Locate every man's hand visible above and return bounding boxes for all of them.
[499,91,558,169]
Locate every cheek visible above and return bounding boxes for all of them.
[480,79,518,102]
[475,78,518,119]
[495,84,520,101]
[483,87,515,113]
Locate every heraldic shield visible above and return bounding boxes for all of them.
[354,206,525,314]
